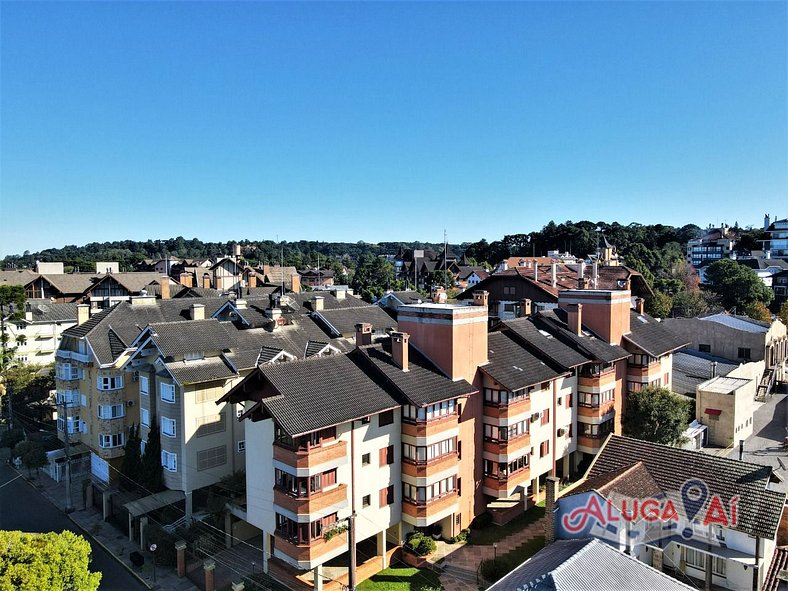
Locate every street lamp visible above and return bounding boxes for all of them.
[493,543,498,561]
[251,561,256,575]
[149,543,157,582]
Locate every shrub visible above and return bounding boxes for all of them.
[0,428,24,449]
[448,528,470,544]
[480,557,508,582]
[404,532,435,555]
[145,524,178,567]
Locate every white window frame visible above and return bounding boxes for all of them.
[161,416,176,438]
[98,432,125,449]
[98,403,125,420]
[140,407,150,427]
[96,375,124,391]
[160,383,176,403]
[161,450,177,472]
[139,375,149,396]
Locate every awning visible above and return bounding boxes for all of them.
[124,490,186,518]
[705,408,722,416]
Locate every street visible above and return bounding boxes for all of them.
[0,462,148,591]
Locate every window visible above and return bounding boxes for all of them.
[737,348,751,360]
[362,453,371,466]
[579,389,614,407]
[360,416,371,425]
[237,440,246,453]
[97,375,124,390]
[161,450,177,472]
[184,352,204,361]
[483,388,529,407]
[580,419,615,438]
[684,548,726,577]
[160,383,175,403]
[97,403,125,420]
[378,409,394,427]
[402,399,456,422]
[483,422,528,442]
[403,437,456,463]
[56,363,83,381]
[161,417,176,438]
[380,485,394,507]
[98,432,125,448]
[540,440,550,458]
[380,445,394,466]
[699,344,711,353]
[567,393,573,408]
[503,286,515,296]
[541,409,550,425]
[139,375,149,396]
[362,495,371,508]
[141,407,150,427]
[58,415,82,434]
[196,445,227,471]
[403,475,456,505]
[276,512,337,544]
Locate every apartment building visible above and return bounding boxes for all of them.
[686,225,737,280]
[2,300,78,365]
[764,216,788,259]
[554,435,786,591]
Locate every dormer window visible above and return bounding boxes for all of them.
[184,352,205,362]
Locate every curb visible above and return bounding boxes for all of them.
[15,467,154,591]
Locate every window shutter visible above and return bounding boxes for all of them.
[379,447,388,467]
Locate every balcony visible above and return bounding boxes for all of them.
[56,350,92,364]
[273,484,348,516]
[483,467,530,497]
[402,490,459,526]
[577,400,615,419]
[274,530,347,566]
[401,452,459,479]
[401,415,458,439]
[483,434,531,457]
[273,440,347,470]
[483,396,531,419]
[577,434,605,452]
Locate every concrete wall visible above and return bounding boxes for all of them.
[662,318,766,363]
[696,381,755,447]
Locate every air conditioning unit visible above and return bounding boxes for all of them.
[557,428,565,437]
[529,447,535,455]
[132,370,140,382]
[127,400,135,407]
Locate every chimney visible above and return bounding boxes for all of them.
[576,261,586,289]
[355,322,372,346]
[77,304,90,326]
[567,303,583,335]
[179,273,193,288]
[334,288,346,300]
[520,298,532,318]
[312,295,324,311]
[266,307,282,328]
[710,361,718,379]
[190,303,205,321]
[248,274,257,289]
[625,277,632,291]
[202,274,211,289]
[160,277,171,300]
[545,476,560,545]
[533,264,539,282]
[765,213,771,231]
[235,299,247,310]
[473,290,489,308]
[234,244,242,260]
[635,298,645,314]
[551,263,557,288]
[391,331,409,371]
[592,262,599,289]
[290,273,301,294]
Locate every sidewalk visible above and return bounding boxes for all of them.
[18,467,199,591]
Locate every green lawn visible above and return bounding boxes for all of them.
[468,502,545,545]
[357,567,442,591]
[481,536,546,584]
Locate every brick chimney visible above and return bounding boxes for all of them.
[473,290,489,308]
[545,476,560,545]
[558,289,631,345]
[179,273,193,288]
[577,262,586,289]
[190,303,205,321]
[567,303,583,335]
[520,298,532,318]
[202,274,211,289]
[391,331,409,371]
[77,304,90,326]
[355,322,372,346]
[312,295,324,311]
[636,298,645,314]
[248,274,257,289]
[160,277,171,300]
[290,274,301,294]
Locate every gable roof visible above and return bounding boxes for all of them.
[624,311,689,357]
[142,319,236,357]
[487,538,693,591]
[496,318,589,370]
[85,272,163,294]
[311,305,397,338]
[585,435,786,539]
[535,310,630,364]
[671,350,741,396]
[483,332,565,391]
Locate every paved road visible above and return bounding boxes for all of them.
[0,462,148,591]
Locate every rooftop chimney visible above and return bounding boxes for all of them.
[391,331,409,371]
[190,303,205,321]
[179,273,193,288]
[202,274,211,289]
[592,262,599,289]
[567,303,583,335]
[248,274,257,289]
[473,290,489,308]
[636,297,645,315]
[266,307,282,328]
[312,295,324,311]
[355,322,372,346]
[235,299,247,310]
[577,262,586,289]
[765,213,771,231]
[533,264,539,282]
[551,263,557,288]
[520,298,532,318]
[160,277,171,300]
[77,304,89,326]
[290,273,301,294]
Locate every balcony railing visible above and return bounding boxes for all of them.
[273,440,347,470]
[274,530,348,565]
[273,484,348,515]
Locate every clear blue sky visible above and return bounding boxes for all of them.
[1,1,786,256]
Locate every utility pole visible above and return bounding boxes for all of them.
[348,423,358,591]
[60,399,73,513]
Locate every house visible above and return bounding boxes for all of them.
[763,216,788,259]
[694,376,755,447]
[486,538,693,591]
[377,291,425,317]
[686,225,738,281]
[255,265,301,293]
[552,435,787,591]
[662,313,788,398]
[772,269,788,309]
[298,269,335,288]
[3,300,78,365]
[83,272,167,310]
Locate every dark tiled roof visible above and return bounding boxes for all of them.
[358,340,476,406]
[312,305,397,337]
[498,318,588,370]
[257,352,399,436]
[146,320,236,357]
[587,435,786,539]
[624,311,690,357]
[25,301,79,323]
[535,310,630,364]
[305,341,331,357]
[165,355,237,384]
[487,538,693,591]
[293,292,368,312]
[763,547,788,591]
[483,333,563,391]
[565,461,662,500]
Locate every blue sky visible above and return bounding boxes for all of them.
[1,1,786,256]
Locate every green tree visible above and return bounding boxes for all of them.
[703,259,773,311]
[0,530,101,591]
[351,254,395,300]
[647,291,673,318]
[12,440,48,477]
[779,301,788,327]
[671,290,719,318]
[745,301,771,322]
[623,386,691,446]
[119,424,142,492]
[140,423,165,493]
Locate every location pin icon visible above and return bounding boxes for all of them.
[680,479,709,539]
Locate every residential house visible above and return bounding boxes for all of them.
[299,269,335,289]
[83,272,167,310]
[553,435,786,591]
[377,291,425,318]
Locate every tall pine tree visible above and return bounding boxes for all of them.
[119,424,142,492]
[139,423,165,494]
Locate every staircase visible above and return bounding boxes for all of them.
[757,368,776,401]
